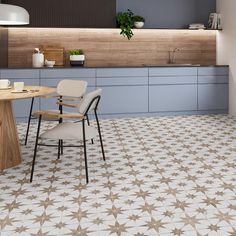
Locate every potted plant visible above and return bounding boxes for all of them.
[69,49,85,66]
[133,15,145,29]
[116,9,134,40]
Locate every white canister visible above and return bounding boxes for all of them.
[32,53,44,68]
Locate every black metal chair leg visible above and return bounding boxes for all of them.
[59,97,64,155]
[57,140,61,160]
[25,97,35,145]
[30,114,42,182]
[95,111,105,161]
[60,140,63,154]
[86,115,94,144]
[82,119,89,184]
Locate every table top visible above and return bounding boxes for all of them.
[0,86,56,101]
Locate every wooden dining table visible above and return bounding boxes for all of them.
[0,86,56,171]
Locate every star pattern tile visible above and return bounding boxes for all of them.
[0,115,236,235]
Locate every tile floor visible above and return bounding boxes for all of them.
[0,115,236,236]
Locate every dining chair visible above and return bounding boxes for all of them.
[24,79,88,145]
[30,88,105,184]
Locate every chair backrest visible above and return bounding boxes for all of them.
[78,89,102,115]
[57,79,88,97]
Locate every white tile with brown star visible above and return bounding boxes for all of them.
[0,115,236,236]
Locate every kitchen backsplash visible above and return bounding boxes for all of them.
[8,28,216,67]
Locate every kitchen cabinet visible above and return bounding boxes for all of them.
[149,85,197,112]
[97,68,149,114]
[3,0,116,28]
[197,67,229,111]
[198,84,228,110]
[0,66,229,121]
[0,69,40,119]
[149,67,198,112]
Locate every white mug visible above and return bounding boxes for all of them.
[0,79,10,89]
[14,82,24,92]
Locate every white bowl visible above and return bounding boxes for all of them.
[134,21,144,29]
[45,60,55,67]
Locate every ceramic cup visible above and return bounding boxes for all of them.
[0,79,10,89]
[14,82,24,92]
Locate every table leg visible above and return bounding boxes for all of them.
[0,101,21,171]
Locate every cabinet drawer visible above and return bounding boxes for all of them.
[99,86,148,114]
[97,68,148,77]
[41,69,96,78]
[198,84,228,110]
[149,76,197,85]
[1,69,40,79]
[97,77,148,86]
[149,85,197,112]
[41,77,95,87]
[198,76,228,84]
[198,67,229,76]
[149,67,197,76]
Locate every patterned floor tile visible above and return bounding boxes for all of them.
[1,115,236,235]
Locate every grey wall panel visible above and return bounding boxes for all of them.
[117,0,216,28]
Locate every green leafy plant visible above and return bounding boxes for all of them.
[69,49,84,55]
[116,9,134,40]
[133,15,145,22]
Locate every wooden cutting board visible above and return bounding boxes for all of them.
[42,47,65,66]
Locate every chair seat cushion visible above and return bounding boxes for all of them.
[40,122,97,140]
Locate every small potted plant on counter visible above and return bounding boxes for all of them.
[69,49,85,66]
[133,15,145,29]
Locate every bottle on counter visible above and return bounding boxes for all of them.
[32,48,44,68]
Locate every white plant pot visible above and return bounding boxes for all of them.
[70,55,85,61]
[70,55,85,66]
[134,21,144,29]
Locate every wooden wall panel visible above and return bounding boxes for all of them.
[8,28,216,67]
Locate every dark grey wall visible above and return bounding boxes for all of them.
[117,0,216,28]
[0,27,8,67]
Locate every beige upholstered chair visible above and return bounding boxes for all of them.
[30,89,105,184]
[25,79,88,145]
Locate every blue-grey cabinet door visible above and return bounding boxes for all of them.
[99,86,148,114]
[149,85,198,112]
[9,78,40,118]
[198,84,229,110]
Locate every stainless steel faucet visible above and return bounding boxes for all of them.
[168,48,180,64]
